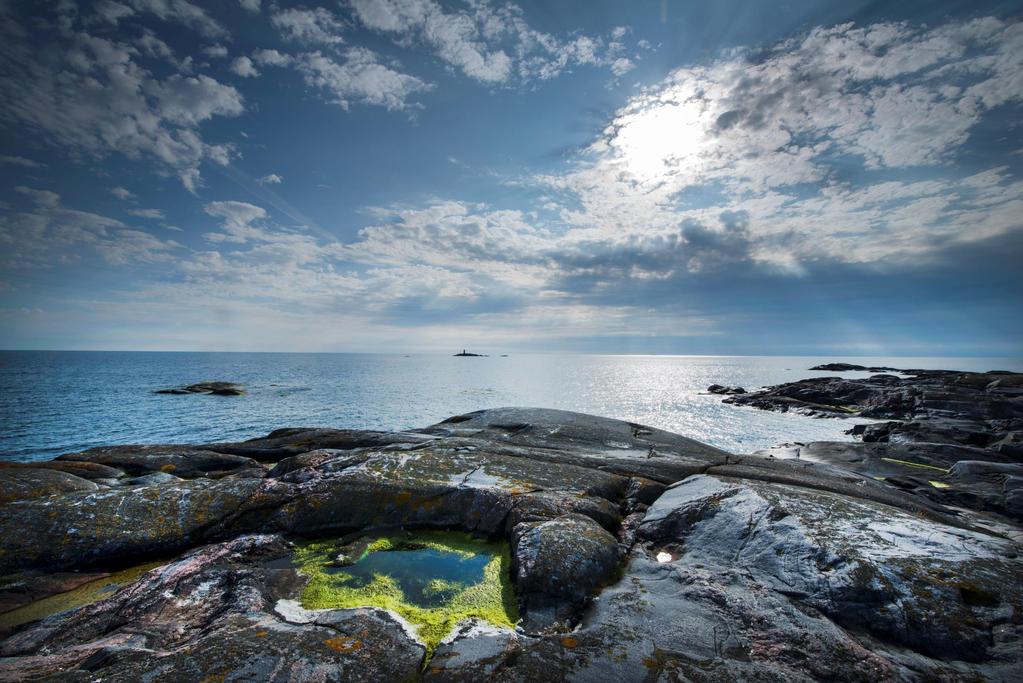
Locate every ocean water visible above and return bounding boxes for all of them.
[1,351,1020,462]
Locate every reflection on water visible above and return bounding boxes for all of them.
[2,351,1019,461]
[328,547,489,608]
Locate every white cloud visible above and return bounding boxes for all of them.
[2,188,179,267]
[110,187,136,201]
[348,0,640,84]
[257,174,283,185]
[123,0,225,38]
[239,0,260,13]
[609,57,634,76]
[126,208,165,219]
[252,44,429,112]
[293,48,432,111]
[16,186,61,209]
[271,7,345,45]
[0,17,244,192]
[252,48,293,67]
[203,201,271,243]
[94,1,135,25]
[538,16,1023,268]
[0,155,41,168]
[202,44,229,58]
[230,56,260,78]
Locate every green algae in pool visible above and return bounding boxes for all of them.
[294,531,518,653]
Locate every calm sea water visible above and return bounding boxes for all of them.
[1,352,1020,462]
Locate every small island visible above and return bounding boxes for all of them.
[453,349,487,357]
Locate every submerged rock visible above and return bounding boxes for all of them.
[1,407,1021,681]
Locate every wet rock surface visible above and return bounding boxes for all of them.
[1,404,1021,681]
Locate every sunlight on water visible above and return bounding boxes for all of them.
[1,352,1019,461]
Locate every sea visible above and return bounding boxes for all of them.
[2,351,1020,462]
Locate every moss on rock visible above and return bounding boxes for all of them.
[293,531,518,655]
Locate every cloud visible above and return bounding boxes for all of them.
[538,16,1023,272]
[0,155,41,168]
[15,186,61,209]
[202,43,228,58]
[257,174,283,185]
[252,45,429,112]
[110,187,136,201]
[293,48,432,111]
[203,200,272,243]
[0,11,244,192]
[347,0,641,84]
[1,188,179,267]
[230,56,260,77]
[251,48,293,67]
[126,208,165,219]
[122,0,225,38]
[239,0,260,13]
[271,7,346,45]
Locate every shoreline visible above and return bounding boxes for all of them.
[0,367,1021,680]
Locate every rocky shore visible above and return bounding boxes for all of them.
[720,365,1023,525]
[0,372,1021,680]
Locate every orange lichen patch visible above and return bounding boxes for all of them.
[160,464,177,472]
[560,636,579,648]
[254,630,269,638]
[324,635,363,653]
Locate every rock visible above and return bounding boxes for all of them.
[638,475,1023,668]
[0,467,98,504]
[716,364,1023,522]
[0,571,110,617]
[122,471,182,486]
[809,363,901,372]
[57,444,263,478]
[1,408,1022,681]
[0,460,123,481]
[204,428,437,462]
[0,535,425,682]
[511,513,620,628]
[708,384,746,394]
[0,478,286,573]
[155,381,245,396]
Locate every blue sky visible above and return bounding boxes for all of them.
[1,0,1021,355]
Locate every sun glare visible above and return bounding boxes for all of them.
[614,101,707,183]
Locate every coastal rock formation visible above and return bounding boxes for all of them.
[721,365,1023,527]
[1,404,1021,681]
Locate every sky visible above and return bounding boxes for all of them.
[1,0,1021,356]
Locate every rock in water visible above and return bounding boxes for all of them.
[0,407,1021,681]
[707,384,746,394]
[155,381,245,396]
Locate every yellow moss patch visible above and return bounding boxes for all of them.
[928,480,951,489]
[294,531,518,656]
[0,560,165,633]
